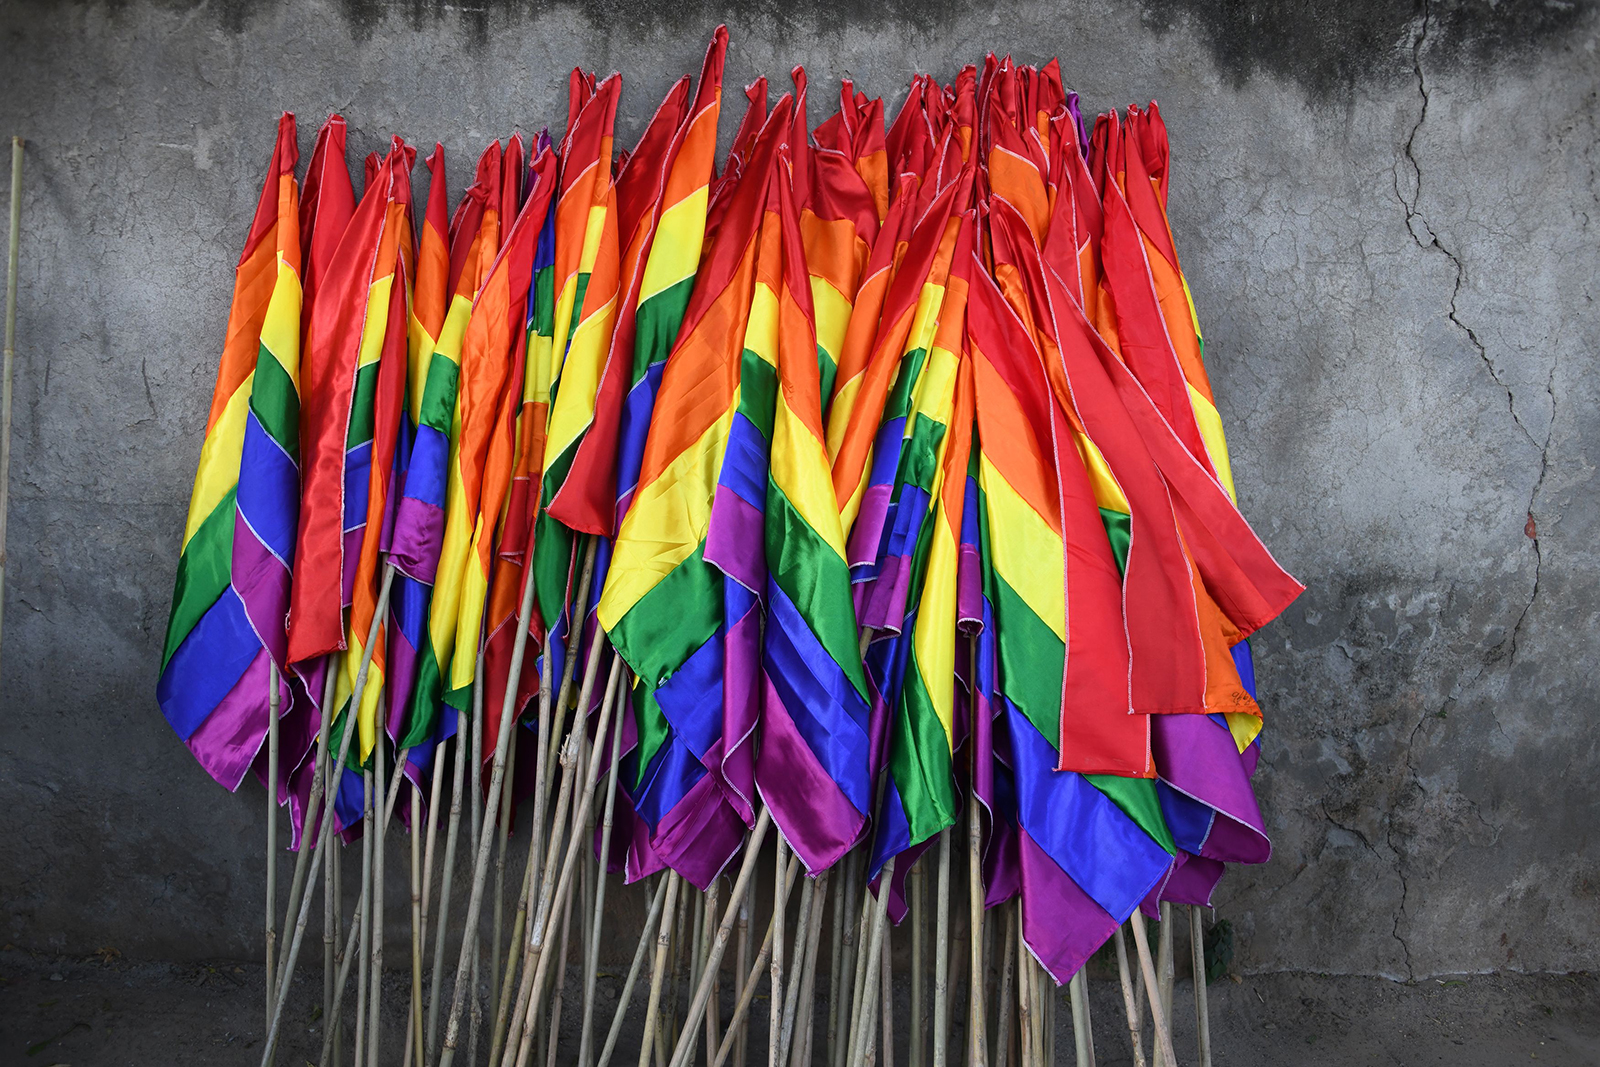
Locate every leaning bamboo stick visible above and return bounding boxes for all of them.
[325,790,337,1050]
[411,785,425,1067]
[789,867,831,1067]
[332,813,344,1067]
[704,879,723,1066]
[490,829,540,1066]
[844,865,874,1067]
[880,924,894,1067]
[0,137,22,661]
[994,905,1014,1067]
[911,859,924,1067]
[438,539,572,1067]
[278,665,339,1015]
[637,873,684,1067]
[498,645,615,1064]
[1016,916,1033,1067]
[578,696,627,1067]
[353,766,374,1067]
[541,868,578,1067]
[1155,903,1174,1067]
[319,865,366,1067]
[830,849,860,1067]
[1113,926,1147,1067]
[967,768,986,1067]
[735,890,751,1067]
[1128,917,1177,1067]
[708,855,801,1067]
[264,661,281,1054]
[1189,907,1210,1067]
[492,729,520,1024]
[770,834,789,1067]
[662,807,775,1067]
[427,730,468,1058]
[500,714,582,1067]
[368,729,386,1067]
[595,874,671,1067]
[845,855,895,1067]
[1068,970,1093,1067]
[776,872,813,1067]
[933,827,951,1067]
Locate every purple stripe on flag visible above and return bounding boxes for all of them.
[720,595,761,824]
[846,482,892,571]
[231,514,291,665]
[704,484,765,592]
[651,772,748,890]
[1152,712,1269,864]
[1018,826,1120,984]
[388,496,447,583]
[185,646,276,791]
[758,675,867,873]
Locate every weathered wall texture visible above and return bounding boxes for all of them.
[0,0,1595,980]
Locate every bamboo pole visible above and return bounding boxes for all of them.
[637,873,684,1067]
[325,798,337,1053]
[500,712,582,1067]
[1113,927,1146,1067]
[428,731,468,1058]
[830,849,860,1067]
[265,661,281,1047]
[1016,917,1032,1067]
[667,876,690,1055]
[1068,971,1093,1067]
[776,874,814,1067]
[492,729,519,1024]
[278,665,339,1014]
[735,891,751,1067]
[1128,918,1177,1067]
[708,855,800,1067]
[789,867,830,1067]
[491,828,540,1067]
[1155,904,1174,1067]
[412,786,426,1067]
[595,875,671,1067]
[911,860,924,1067]
[770,834,789,1067]
[966,760,986,1067]
[438,539,586,1067]
[825,853,848,1067]
[661,807,775,1067]
[844,867,873,1067]
[368,730,387,1067]
[468,659,489,1067]
[577,679,627,1067]
[541,870,578,1067]
[498,645,615,1065]
[0,137,22,661]
[320,867,367,1067]
[704,879,722,1065]
[1032,959,1046,1067]
[845,855,895,1067]
[329,837,347,1067]
[994,905,1014,1067]
[879,925,894,1067]
[933,828,951,1067]
[1189,907,1210,1067]
[354,766,374,1066]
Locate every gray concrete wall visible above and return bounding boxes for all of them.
[0,0,1595,980]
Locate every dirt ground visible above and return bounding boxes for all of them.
[1,945,1595,1066]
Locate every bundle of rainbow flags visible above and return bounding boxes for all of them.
[159,26,1299,999]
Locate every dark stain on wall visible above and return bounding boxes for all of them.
[1137,0,1595,99]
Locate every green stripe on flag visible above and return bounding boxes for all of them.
[250,344,300,456]
[632,278,695,383]
[162,488,238,669]
[417,355,461,433]
[891,652,958,844]
[606,540,723,690]
[1086,774,1176,854]
[764,483,868,696]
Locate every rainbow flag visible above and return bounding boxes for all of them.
[866,310,973,877]
[788,68,881,409]
[158,113,300,790]
[325,141,416,763]
[436,150,559,714]
[389,142,506,751]
[754,132,874,873]
[599,98,793,888]
[298,115,355,337]
[388,143,451,780]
